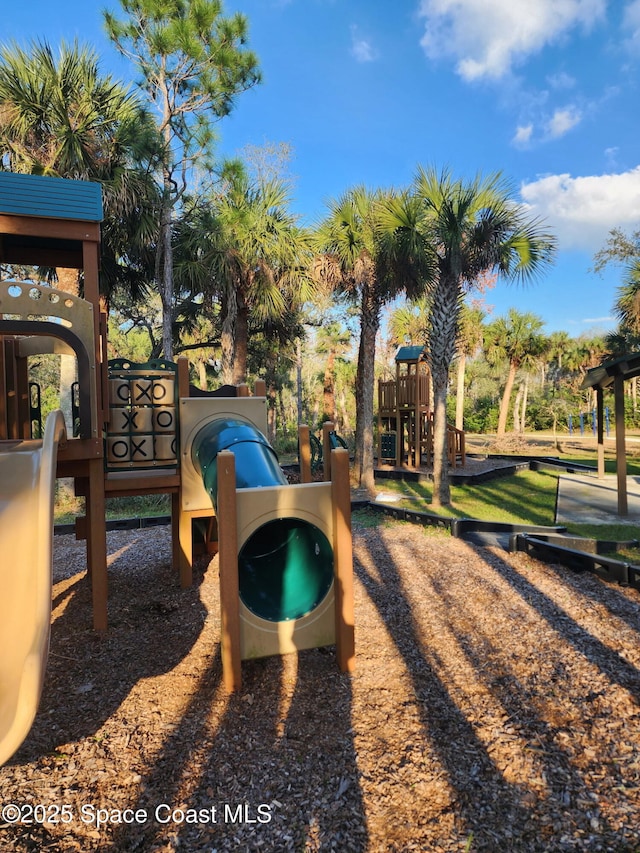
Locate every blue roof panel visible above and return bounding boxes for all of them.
[0,172,103,222]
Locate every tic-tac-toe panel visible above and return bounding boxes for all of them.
[106,359,178,470]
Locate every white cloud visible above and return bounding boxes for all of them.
[546,71,576,89]
[513,124,534,146]
[546,106,582,138]
[623,0,640,51]
[350,26,377,62]
[624,1,640,32]
[418,0,606,81]
[520,167,640,251]
[604,146,619,168]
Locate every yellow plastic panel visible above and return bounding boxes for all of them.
[235,482,336,659]
[179,397,268,511]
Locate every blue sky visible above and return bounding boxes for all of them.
[3,0,640,337]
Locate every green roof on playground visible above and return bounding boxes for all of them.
[0,172,103,222]
[395,345,427,362]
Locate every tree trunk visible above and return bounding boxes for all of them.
[323,350,337,421]
[353,285,379,494]
[497,361,518,437]
[338,386,351,434]
[220,281,237,385]
[197,359,207,391]
[431,371,450,507]
[267,384,276,445]
[160,188,174,361]
[296,338,303,426]
[232,291,249,385]
[513,384,523,434]
[521,376,529,433]
[455,351,466,431]
[428,275,461,507]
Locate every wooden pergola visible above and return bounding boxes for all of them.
[581,351,640,516]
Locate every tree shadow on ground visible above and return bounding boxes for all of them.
[8,529,209,762]
[111,642,366,851]
[482,550,640,702]
[354,530,535,850]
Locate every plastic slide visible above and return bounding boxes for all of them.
[0,410,66,766]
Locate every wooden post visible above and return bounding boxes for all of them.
[298,423,312,484]
[177,355,190,398]
[331,448,355,673]
[98,309,110,430]
[217,450,242,691]
[322,421,334,482]
[86,457,108,631]
[614,375,628,516]
[82,239,103,433]
[178,508,193,588]
[596,386,605,479]
[254,378,266,397]
[0,337,6,440]
[3,337,19,439]
[237,383,249,398]
[412,367,420,469]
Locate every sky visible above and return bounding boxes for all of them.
[3,0,640,337]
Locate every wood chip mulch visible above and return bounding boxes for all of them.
[1,516,640,852]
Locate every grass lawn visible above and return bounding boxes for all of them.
[373,469,640,562]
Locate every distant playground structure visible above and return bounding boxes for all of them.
[0,172,354,765]
[377,345,465,469]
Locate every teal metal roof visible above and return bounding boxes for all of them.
[0,172,103,222]
[395,345,427,363]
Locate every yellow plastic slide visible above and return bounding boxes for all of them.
[0,410,66,766]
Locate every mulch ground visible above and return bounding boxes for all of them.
[1,513,640,852]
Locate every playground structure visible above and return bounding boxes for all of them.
[378,345,465,469]
[0,172,354,761]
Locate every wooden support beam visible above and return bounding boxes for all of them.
[322,421,335,482]
[331,447,355,673]
[614,375,628,516]
[86,457,108,631]
[3,338,19,439]
[596,386,605,479]
[217,450,242,692]
[177,356,190,399]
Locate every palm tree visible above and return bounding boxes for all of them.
[484,309,546,437]
[387,295,432,347]
[316,186,432,493]
[412,167,556,506]
[0,39,160,305]
[211,174,316,384]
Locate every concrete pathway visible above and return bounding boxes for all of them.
[556,473,640,525]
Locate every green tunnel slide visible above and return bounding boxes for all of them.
[191,418,333,623]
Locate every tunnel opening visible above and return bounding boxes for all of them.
[238,519,333,622]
